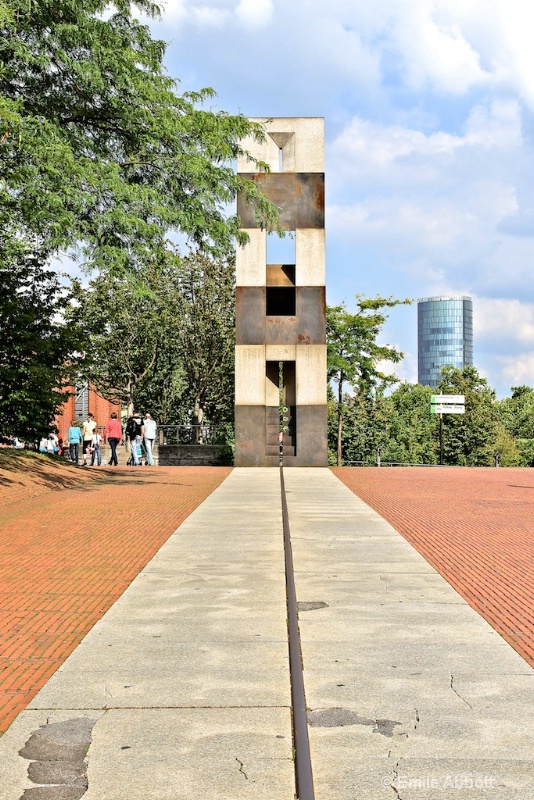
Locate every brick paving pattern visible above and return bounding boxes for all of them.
[0,465,231,735]
[333,467,534,669]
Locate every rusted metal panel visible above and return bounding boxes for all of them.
[286,405,328,467]
[296,287,326,345]
[282,363,296,406]
[265,316,298,345]
[266,264,296,287]
[237,173,325,229]
[236,287,265,345]
[234,405,266,466]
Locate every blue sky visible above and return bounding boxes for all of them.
[137,0,534,397]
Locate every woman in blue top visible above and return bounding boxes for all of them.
[67,421,83,465]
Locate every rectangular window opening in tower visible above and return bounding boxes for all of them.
[266,286,296,316]
[267,231,296,265]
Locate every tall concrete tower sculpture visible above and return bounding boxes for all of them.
[235,117,327,467]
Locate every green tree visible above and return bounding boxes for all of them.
[174,252,235,430]
[383,382,439,464]
[71,265,172,417]
[326,295,410,466]
[2,0,283,442]
[328,383,391,466]
[73,250,235,429]
[0,247,83,439]
[437,365,498,466]
[1,0,280,274]
[496,385,534,465]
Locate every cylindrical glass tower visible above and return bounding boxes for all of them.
[417,296,473,387]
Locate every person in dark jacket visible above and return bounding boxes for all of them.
[125,412,144,466]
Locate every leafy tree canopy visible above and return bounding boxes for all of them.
[326,295,410,465]
[496,385,534,466]
[382,382,438,465]
[0,247,84,439]
[72,250,235,429]
[436,365,498,466]
[327,295,409,394]
[1,0,279,274]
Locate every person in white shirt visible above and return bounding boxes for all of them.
[90,431,103,466]
[143,413,157,466]
[81,413,98,466]
[46,433,59,454]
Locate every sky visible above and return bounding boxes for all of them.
[137,0,534,397]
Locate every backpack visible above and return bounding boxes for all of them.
[125,417,136,438]
[126,417,142,438]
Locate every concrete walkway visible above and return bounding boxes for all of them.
[1,468,533,799]
[285,469,534,799]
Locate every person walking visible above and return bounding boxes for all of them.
[90,430,103,466]
[103,412,122,466]
[67,421,83,465]
[46,433,59,455]
[125,412,144,466]
[143,413,157,466]
[81,413,98,466]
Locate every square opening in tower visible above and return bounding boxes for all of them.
[266,287,296,316]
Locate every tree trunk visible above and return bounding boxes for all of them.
[126,380,134,418]
[193,395,204,443]
[126,381,134,453]
[337,380,343,467]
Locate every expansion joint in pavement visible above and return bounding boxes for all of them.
[280,466,315,800]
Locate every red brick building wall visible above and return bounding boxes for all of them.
[55,386,122,443]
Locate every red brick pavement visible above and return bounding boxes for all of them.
[0,465,231,735]
[333,467,534,669]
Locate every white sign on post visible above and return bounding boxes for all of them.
[430,394,465,415]
[430,404,465,414]
[431,394,465,405]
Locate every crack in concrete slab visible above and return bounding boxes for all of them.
[390,760,404,799]
[235,758,249,780]
[450,675,473,709]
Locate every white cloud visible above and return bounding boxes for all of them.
[151,0,534,110]
[501,353,534,388]
[392,3,488,94]
[326,100,534,304]
[191,5,230,26]
[335,0,534,106]
[329,100,522,184]
[475,298,534,347]
[235,0,273,28]
[154,0,272,28]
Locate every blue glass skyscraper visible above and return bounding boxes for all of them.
[417,296,473,387]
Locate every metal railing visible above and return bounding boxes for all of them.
[343,460,445,467]
[158,425,223,446]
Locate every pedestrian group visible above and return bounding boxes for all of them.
[66,412,157,467]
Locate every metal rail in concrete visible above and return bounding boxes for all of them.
[280,466,315,800]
